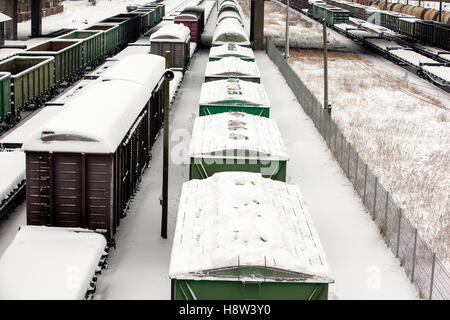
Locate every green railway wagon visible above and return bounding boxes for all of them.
[141,4,161,23]
[20,40,82,84]
[132,9,151,32]
[114,13,143,39]
[101,16,139,46]
[209,43,255,61]
[0,72,11,123]
[205,57,261,83]
[58,30,104,68]
[199,79,270,117]
[188,112,288,181]
[212,18,251,47]
[85,24,120,56]
[398,17,417,37]
[325,8,349,25]
[0,56,54,115]
[170,172,334,300]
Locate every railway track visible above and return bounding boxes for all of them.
[277,0,450,92]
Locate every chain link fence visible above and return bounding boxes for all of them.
[266,39,449,300]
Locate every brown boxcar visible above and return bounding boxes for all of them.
[150,24,191,70]
[23,54,166,242]
[174,6,205,44]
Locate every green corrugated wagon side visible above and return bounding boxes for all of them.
[20,40,82,84]
[205,75,260,83]
[398,18,416,37]
[100,18,128,46]
[0,72,11,123]
[199,104,269,117]
[172,277,329,300]
[325,8,349,25]
[58,30,104,68]
[0,56,54,115]
[132,10,151,32]
[85,24,120,56]
[189,157,287,181]
[114,13,143,40]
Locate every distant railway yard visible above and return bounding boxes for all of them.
[0,0,448,301]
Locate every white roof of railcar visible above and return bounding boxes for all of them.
[199,79,270,107]
[217,11,243,25]
[0,106,63,148]
[213,18,250,46]
[0,151,25,203]
[0,13,11,23]
[209,43,254,60]
[0,226,107,300]
[189,112,288,160]
[169,172,333,283]
[205,57,260,79]
[23,81,148,154]
[150,23,191,42]
[99,54,164,94]
[23,55,165,154]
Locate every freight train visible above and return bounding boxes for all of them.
[0,1,166,132]
[168,0,334,300]
[280,0,450,50]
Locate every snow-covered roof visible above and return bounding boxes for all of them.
[23,81,149,154]
[23,55,165,154]
[189,112,288,161]
[213,18,250,46]
[111,45,150,60]
[150,23,191,42]
[0,151,25,203]
[390,49,437,68]
[365,38,404,51]
[205,57,260,79]
[0,106,64,148]
[199,79,270,108]
[98,54,165,95]
[0,226,107,300]
[169,172,333,283]
[209,43,254,60]
[422,65,450,83]
[0,13,11,23]
[217,10,243,25]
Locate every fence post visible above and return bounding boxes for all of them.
[429,252,436,300]
[334,124,337,155]
[396,209,402,258]
[347,142,351,178]
[355,152,359,189]
[373,177,378,220]
[411,228,417,283]
[363,164,368,204]
[384,191,389,235]
[340,133,344,164]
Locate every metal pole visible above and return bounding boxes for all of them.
[429,252,436,300]
[323,19,331,115]
[161,51,171,239]
[285,0,290,59]
[439,1,442,23]
[373,177,378,220]
[363,164,368,204]
[384,191,389,234]
[396,209,402,258]
[411,228,418,282]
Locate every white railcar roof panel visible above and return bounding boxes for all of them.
[169,172,333,283]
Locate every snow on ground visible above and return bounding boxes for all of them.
[240,0,450,271]
[0,226,107,300]
[0,151,25,203]
[286,49,450,270]
[238,0,358,51]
